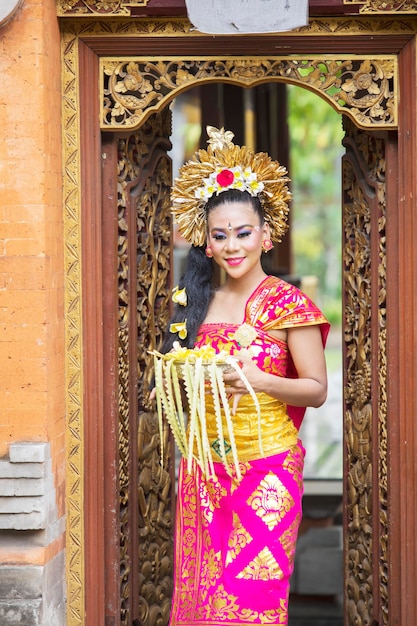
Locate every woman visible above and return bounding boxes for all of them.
[160,126,329,625]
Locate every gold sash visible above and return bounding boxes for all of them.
[205,392,299,463]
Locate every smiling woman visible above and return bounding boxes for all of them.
[156,126,329,626]
[206,199,268,283]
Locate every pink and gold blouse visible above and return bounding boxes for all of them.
[194,275,329,461]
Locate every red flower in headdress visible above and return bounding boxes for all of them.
[216,169,234,187]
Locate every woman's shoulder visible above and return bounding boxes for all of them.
[247,275,301,324]
[254,275,328,331]
[262,275,302,299]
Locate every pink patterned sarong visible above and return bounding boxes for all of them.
[171,445,305,625]
[168,276,329,625]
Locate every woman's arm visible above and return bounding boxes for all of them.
[223,325,328,411]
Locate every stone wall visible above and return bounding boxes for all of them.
[0,443,65,625]
[0,0,66,623]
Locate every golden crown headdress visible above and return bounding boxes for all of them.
[171,126,292,247]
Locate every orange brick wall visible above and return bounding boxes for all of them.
[0,0,65,536]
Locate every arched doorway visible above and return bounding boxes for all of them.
[61,16,417,626]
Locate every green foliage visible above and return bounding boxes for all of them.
[322,297,343,328]
[288,85,344,325]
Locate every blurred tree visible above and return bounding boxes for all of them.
[288,85,344,324]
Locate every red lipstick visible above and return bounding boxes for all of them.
[226,257,244,266]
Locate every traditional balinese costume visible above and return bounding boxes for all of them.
[168,276,329,625]
[153,126,329,625]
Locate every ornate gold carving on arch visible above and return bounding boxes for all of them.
[345,0,417,13]
[101,56,396,130]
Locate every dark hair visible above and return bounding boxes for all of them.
[205,188,264,221]
[160,190,264,352]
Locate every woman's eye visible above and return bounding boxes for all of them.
[237,231,251,238]
[213,234,226,240]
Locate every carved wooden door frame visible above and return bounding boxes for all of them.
[61,17,417,626]
[100,116,175,626]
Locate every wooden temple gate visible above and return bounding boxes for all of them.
[58,2,417,624]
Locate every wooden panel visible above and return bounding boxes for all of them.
[81,34,412,56]
[342,120,388,625]
[79,39,107,626]
[101,133,121,625]
[387,35,417,626]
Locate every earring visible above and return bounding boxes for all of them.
[262,239,273,253]
[205,246,213,258]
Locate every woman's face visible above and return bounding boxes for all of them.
[207,200,269,280]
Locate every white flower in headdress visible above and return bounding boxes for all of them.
[206,126,235,151]
[247,177,265,195]
[195,165,264,199]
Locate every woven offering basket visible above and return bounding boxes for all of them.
[174,358,232,380]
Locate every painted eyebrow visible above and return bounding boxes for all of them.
[209,224,256,233]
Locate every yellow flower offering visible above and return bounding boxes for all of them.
[150,342,261,480]
[169,320,188,339]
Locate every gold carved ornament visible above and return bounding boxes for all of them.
[344,0,417,13]
[101,56,397,131]
[57,0,148,15]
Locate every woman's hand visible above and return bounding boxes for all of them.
[222,350,265,414]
